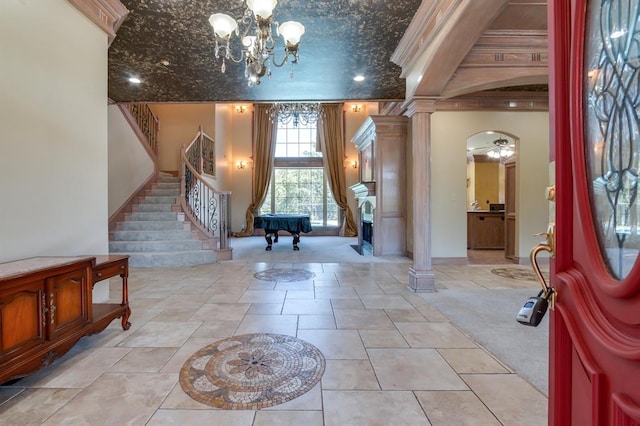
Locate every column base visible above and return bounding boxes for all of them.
[214,248,233,261]
[407,268,436,292]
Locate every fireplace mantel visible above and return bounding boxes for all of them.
[349,181,376,209]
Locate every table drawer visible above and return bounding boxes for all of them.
[93,261,127,282]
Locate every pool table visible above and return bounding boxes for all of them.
[253,214,312,251]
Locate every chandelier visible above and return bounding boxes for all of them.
[487,137,514,160]
[208,0,305,87]
[269,103,321,127]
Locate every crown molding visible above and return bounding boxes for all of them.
[67,0,128,44]
[436,90,548,111]
[391,0,462,72]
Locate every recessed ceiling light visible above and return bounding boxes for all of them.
[128,77,142,84]
[353,75,365,82]
[160,59,170,66]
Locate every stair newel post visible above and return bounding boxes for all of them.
[150,106,159,154]
[201,180,206,230]
[180,144,186,202]
[176,127,234,260]
[219,192,230,250]
[198,125,204,175]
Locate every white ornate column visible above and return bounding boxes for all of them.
[405,98,437,292]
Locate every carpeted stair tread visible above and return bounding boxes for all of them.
[109,239,204,252]
[149,188,180,196]
[110,174,216,268]
[112,230,192,241]
[135,204,174,212]
[129,212,179,221]
[140,196,178,204]
[119,221,186,231]
[155,182,181,189]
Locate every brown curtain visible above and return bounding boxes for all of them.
[234,104,277,237]
[318,103,358,237]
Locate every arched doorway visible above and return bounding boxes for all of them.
[466,130,517,264]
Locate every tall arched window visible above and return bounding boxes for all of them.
[260,118,339,228]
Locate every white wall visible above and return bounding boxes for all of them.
[430,111,550,261]
[0,0,109,262]
[515,115,551,259]
[229,105,254,233]
[108,106,155,217]
[214,104,232,191]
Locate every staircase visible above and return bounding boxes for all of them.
[109,174,217,268]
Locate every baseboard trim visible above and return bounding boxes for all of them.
[432,257,469,265]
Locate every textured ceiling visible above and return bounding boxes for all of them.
[108,0,422,103]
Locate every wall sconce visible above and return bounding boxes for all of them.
[236,160,246,169]
[350,160,358,168]
[235,105,247,113]
[351,104,362,113]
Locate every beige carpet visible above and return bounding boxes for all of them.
[227,236,412,264]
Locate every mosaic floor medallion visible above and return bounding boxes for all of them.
[253,268,316,282]
[179,333,325,409]
[491,267,549,282]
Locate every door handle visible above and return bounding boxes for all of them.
[530,221,556,309]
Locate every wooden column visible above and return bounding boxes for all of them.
[405,98,437,292]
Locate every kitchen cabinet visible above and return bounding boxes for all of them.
[467,211,505,249]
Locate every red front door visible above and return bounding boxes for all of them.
[550,0,640,424]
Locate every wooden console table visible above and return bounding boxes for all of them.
[92,255,131,331]
[0,255,131,384]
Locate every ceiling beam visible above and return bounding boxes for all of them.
[443,68,548,99]
[392,0,510,99]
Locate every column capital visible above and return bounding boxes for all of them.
[403,97,438,117]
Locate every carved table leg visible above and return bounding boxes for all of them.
[292,233,300,250]
[120,274,132,330]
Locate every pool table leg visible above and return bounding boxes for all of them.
[265,229,277,251]
[264,230,298,250]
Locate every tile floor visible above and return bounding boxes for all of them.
[0,241,548,425]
